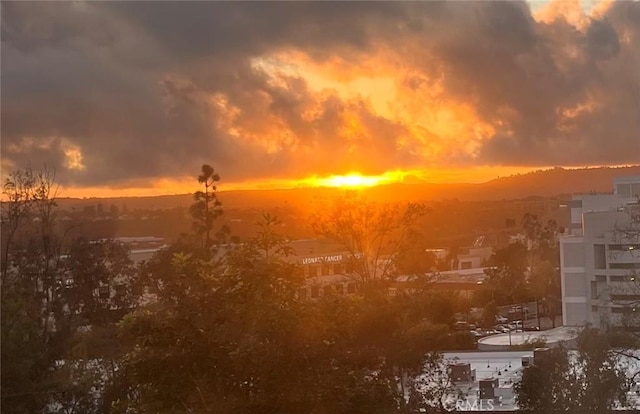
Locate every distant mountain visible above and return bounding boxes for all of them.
[482,166,640,199]
[56,165,640,211]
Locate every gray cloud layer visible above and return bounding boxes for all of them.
[2,1,639,187]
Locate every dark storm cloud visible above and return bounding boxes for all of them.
[1,1,639,188]
[101,2,398,57]
[495,3,640,163]
[1,1,411,185]
[400,1,640,165]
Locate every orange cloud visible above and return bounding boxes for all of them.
[3,1,638,195]
[245,47,498,169]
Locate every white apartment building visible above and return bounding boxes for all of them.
[560,176,640,327]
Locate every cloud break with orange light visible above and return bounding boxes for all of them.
[2,0,638,197]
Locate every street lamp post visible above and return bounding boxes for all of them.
[521,303,525,333]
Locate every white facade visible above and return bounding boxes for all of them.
[560,176,640,327]
[456,246,493,270]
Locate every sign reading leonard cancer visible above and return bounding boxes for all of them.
[301,252,364,265]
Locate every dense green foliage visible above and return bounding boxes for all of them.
[481,213,562,327]
[2,167,467,413]
[1,167,138,413]
[3,166,635,413]
[515,328,631,412]
[115,221,471,413]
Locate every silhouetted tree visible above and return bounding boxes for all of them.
[515,347,577,412]
[521,212,559,266]
[311,194,428,288]
[480,300,499,328]
[483,242,529,305]
[190,164,222,247]
[409,352,461,413]
[528,260,561,328]
[118,216,312,413]
[1,166,138,413]
[515,328,631,412]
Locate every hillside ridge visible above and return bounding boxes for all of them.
[55,165,640,211]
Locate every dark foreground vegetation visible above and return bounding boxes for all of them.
[2,166,639,413]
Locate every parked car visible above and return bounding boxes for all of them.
[508,321,523,330]
[470,329,485,338]
[495,315,509,323]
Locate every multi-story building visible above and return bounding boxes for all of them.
[560,176,640,327]
[289,238,493,300]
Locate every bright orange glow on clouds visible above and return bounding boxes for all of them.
[3,0,636,198]
[250,50,497,163]
[56,166,551,199]
[299,172,400,189]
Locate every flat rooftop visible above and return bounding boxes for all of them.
[477,326,580,351]
[442,351,530,411]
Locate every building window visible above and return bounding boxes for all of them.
[569,199,583,208]
[612,306,637,314]
[460,261,472,270]
[610,263,640,270]
[608,244,640,251]
[610,294,640,301]
[610,275,626,282]
[596,275,607,282]
[594,245,606,269]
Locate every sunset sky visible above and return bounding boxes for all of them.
[2,1,639,197]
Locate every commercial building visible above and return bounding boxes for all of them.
[390,267,487,298]
[288,239,493,300]
[560,176,640,327]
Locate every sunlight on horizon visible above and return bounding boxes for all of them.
[52,166,555,199]
[298,172,400,189]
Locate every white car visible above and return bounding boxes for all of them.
[508,321,523,330]
[495,315,509,323]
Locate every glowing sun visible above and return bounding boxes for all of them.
[299,172,405,189]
